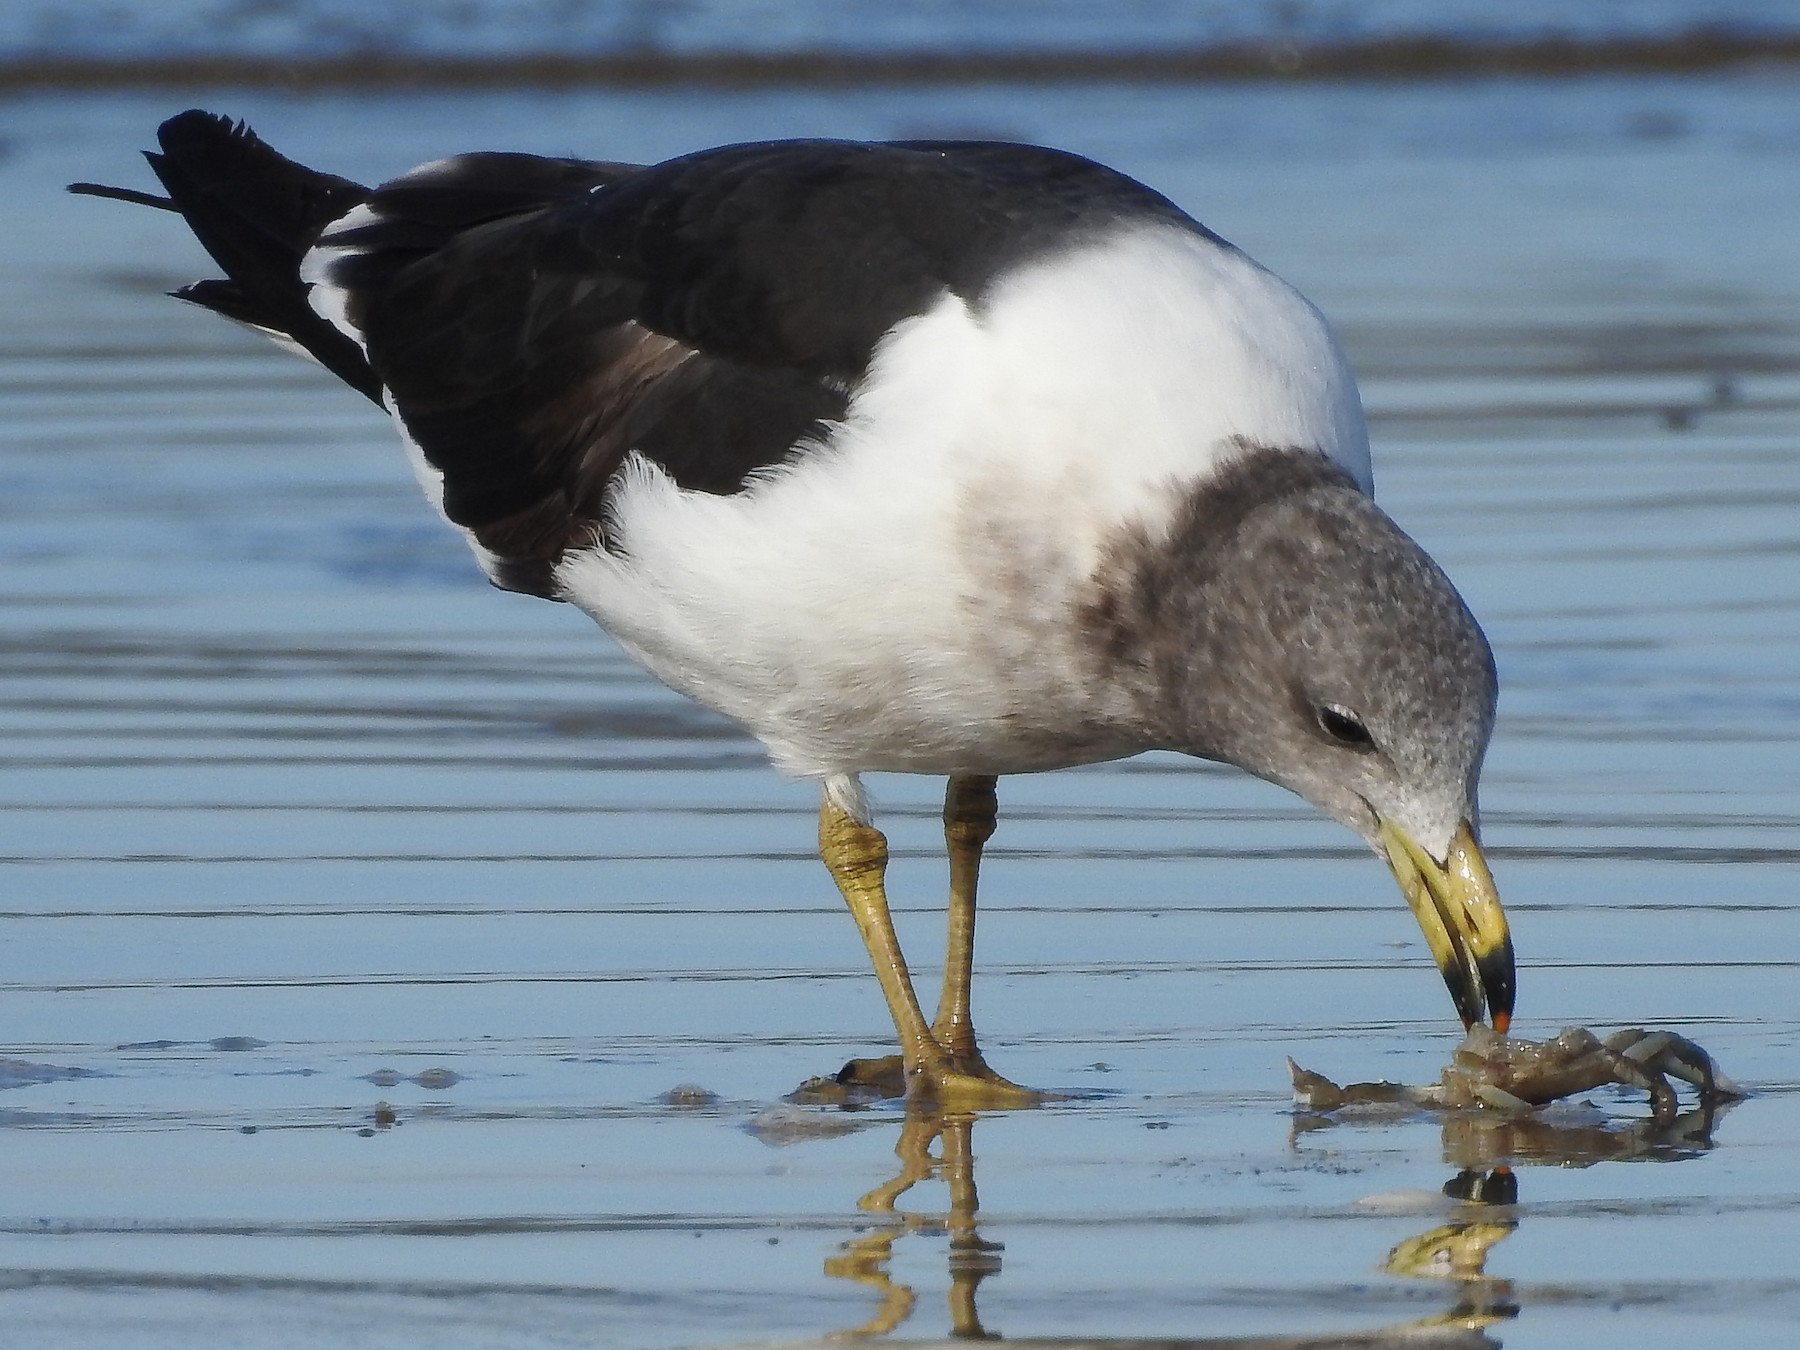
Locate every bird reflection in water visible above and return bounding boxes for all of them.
[825,1110,999,1339]
[1306,1092,1741,1341]
[814,1094,1738,1343]
[1382,1168,1521,1336]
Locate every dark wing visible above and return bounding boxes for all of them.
[312,137,1194,599]
[94,112,1194,599]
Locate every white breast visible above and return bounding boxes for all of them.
[555,221,1370,780]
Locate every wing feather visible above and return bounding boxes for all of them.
[306,138,1190,597]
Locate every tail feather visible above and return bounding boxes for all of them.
[67,181,176,212]
[74,109,384,404]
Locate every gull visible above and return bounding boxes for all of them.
[73,110,1513,1108]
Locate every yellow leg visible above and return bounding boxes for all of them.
[933,775,993,1066]
[819,796,940,1075]
[933,775,1001,1074]
[819,792,1040,1109]
[931,777,1039,1101]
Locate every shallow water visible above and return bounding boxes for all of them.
[4,76,1800,1347]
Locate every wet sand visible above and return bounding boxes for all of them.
[4,77,1800,1346]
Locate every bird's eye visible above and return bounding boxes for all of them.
[1315,703,1375,750]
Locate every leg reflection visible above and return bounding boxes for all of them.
[940,1113,1003,1337]
[825,1110,1002,1339]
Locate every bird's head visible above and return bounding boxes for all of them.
[1100,446,1513,1031]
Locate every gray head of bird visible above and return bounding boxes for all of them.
[1101,448,1514,1031]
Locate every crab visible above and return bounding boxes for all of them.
[1291,1024,1743,1121]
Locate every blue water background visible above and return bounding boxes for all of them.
[1,42,1799,1350]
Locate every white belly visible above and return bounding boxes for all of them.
[556,441,1149,778]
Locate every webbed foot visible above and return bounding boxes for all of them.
[789,1051,1050,1109]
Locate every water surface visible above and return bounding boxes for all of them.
[3,76,1799,1347]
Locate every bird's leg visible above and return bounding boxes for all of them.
[932,776,1038,1101]
[819,792,1040,1109]
[819,795,941,1074]
[933,775,1001,1077]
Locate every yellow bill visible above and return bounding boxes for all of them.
[1381,819,1514,1033]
